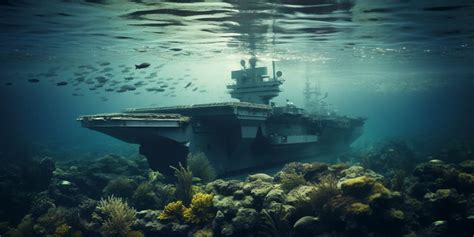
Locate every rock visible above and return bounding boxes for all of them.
[264,188,285,206]
[292,216,321,236]
[206,179,242,196]
[220,223,234,236]
[232,208,258,231]
[428,220,448,236]
[339,166,383,182]
[247,173,273,182]
[285,185,317,205]
[242,180,275,201]
[233,190,245,200]
[459,160,474,173]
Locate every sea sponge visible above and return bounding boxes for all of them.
[183,193,215,224]
[159,201,186,221]
[94,195,137,237]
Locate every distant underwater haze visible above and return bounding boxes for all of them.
[0,0,473,155]
[1,1,474,237]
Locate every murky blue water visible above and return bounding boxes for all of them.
[0,0,473,157]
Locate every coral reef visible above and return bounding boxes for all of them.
[2,142,474,237]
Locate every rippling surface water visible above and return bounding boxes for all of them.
[0,0,473,152]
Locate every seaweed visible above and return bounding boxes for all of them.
[170,163,194,205]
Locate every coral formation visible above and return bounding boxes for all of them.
[183,192,215,224]
[93,195,137,237]
[159,200,186,221]
[2,142,474,236]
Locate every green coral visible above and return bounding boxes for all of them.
[187,152,217,183]
[183,193,215,224]
[159,200,186,221]
[94,195,137,237]
[171,163,194,204]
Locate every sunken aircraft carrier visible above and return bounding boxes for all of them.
[78,58,365,175]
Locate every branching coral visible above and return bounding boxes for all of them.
[171,163,194,204]
[94,195,137,237]
[187,152,217,183]
[183,193,215,225]
[159,200,186,221]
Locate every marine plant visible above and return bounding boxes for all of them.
[159,200,186,221]
[280,171,306,192]
[171,163,194,204]
[35,207,68,236]
[187,152,217,183]
[183,192,215,224]
[257,204,292,237]
[93,195,137,237]
[131,182,161,210]
[309,174,341,212]
[103,176,137,199]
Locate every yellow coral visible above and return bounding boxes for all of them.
[347,202,372,216]
[340,176,394,203]
[367,182,391,202]
[159,201,186,221]
[184,193,215,224]
[54,223,71,237]
[340,176,376,197]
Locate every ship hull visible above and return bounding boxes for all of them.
[78,102,364,175]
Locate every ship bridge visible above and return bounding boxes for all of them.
[227,62,283,105]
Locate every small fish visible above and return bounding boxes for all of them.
[184,82,192,88]
[56,81,68,86]
[135,63,150,69]
[170,48,182,51]
[28,79,40,83]
[125,77,134,81]
[100,62,111,66]
[192,87,198,91]
[5,82,12,86]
